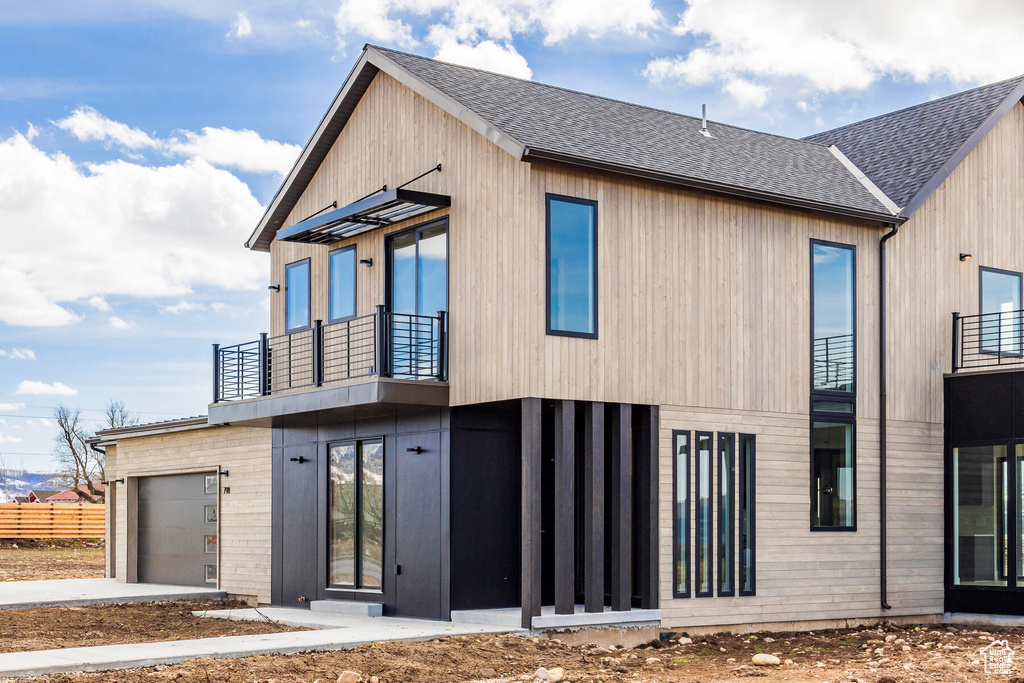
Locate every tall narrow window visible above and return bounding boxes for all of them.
[329,439,384,590]
[672,431,690,598]
[695,432,713,597]
[329,246,357,322]
[980,267,1022,355]
[952,445,1009,586]
[739,434,756,595]
[812,242,855,393]
[811,421,856,530]
[285,259,311,332]
[717,433,735,596]
[546,194,597,338]
[811,240,857,531]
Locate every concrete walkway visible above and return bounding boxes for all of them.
[0,578,226,611]
[0,612,519,678]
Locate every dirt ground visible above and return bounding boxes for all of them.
[0,539,105,581]
[16,622,1024,683]
[0,600,305,653]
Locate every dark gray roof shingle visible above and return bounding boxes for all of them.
[374,46,892,218]
[805,76,1024,208]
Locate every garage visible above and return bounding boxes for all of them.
[137,472,218,587]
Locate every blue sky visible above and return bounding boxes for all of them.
[2,0,1023,470]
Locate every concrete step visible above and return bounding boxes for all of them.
[309,600,383,617]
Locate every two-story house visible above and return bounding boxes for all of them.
[93,45,1024,632]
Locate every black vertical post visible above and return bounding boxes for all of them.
[312,320,323,387]
[212,344,220,403]
[376,305,388,377]
[521,398,543,629]
[554,400,575,615]
[259,333,269,396]
[610,403,632,612]
[637,405,660,610]
[437,310,448,380]
[583,401,605,613]
[951,312,960,372]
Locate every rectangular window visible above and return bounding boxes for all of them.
[811,420,856,530]
[717,433,735,596]
[811,242,855,393]
[329,246,357,322]
[980,267,1022,355]
[952,445,1010,586]
[204,534,217,554]
[695,432,713,597]
[329,439,384,590]
[672,431,690,598]
[204,505,217,524]
[739,434,756,596]
[285,259,311,332]
[546,194,597,338]
[205,564,217,583]
[204,474,217,495]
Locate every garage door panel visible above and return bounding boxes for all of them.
[137,473,216,587]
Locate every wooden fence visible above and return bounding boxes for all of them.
[0,503,105,539]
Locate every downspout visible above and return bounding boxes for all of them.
[879,222,899,611]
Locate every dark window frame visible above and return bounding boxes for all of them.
[384,216,450,317]
[738,433,756,596]
[978,265,1024,357]
[809,412,858,532]
[285,257,312,333]
[326,437,385,592]
[810,239,857,398]
[545,193,599,339]
[328,245,358,324]
[694,430,714,597]
[672,429,691,599]
[717,432,735,597]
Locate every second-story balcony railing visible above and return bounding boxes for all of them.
[213,307,447,403]
[952,309,1024,373]
[813,333,855,391]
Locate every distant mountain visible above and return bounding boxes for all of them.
[0,469,63,503]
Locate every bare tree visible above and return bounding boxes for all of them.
[0,451,10,503]
[53,400,138,503]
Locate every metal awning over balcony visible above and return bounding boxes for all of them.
[276,188,451,245]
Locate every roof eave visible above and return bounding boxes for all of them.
[522,147,904,226]
[900,80,1024,219]
[94,415,211,442]
[246,45,527,253]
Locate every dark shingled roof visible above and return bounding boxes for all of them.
[805,76,1024,209]
[374,46,892,218]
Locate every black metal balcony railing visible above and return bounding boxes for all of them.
[952,309,1024,373]
[813,333,854,391]
[213,307,447,403]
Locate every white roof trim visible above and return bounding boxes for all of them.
[828,145,901,216]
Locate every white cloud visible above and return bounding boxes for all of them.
[334,0,663,73]
[166,127,300,175]
[0,432,23,444]
[229,11,253,38]
[108,316,135,330]
[15,380,78,396]
[722,77,768,108]
[0,348,36,360]
[160,299,206,314]
[646,0,1024,104]
[0,403,25,411]
[25,122,39,141]
[56,107,300,176]
[434,39,532,79]
[0,130,266,328]
[56,106,159,150]
[85,296,111,312]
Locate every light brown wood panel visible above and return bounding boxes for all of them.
[888,102,1024,424]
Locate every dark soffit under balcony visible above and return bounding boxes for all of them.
[276,188,451,245]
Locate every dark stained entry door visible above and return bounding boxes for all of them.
[281,442,318,607]
[138,472,217,587]
[394,432,443,619]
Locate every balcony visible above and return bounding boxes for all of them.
[951,309,1024,373]
[209,308,447,423]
